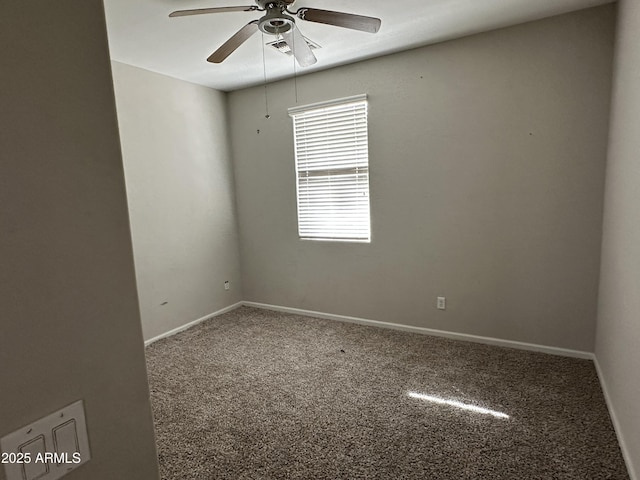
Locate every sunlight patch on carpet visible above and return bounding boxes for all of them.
[407,391,510,419]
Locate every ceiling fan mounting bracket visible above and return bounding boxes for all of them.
[254,0,295,10]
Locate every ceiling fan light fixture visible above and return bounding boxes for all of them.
[259,16,294,35]
[258,10,295,35]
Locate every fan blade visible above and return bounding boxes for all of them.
[169,6,257,18]
[207,20,259,63]
[296,8,381,33]
[281,25,317,67]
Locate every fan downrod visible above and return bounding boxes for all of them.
[254,0,295,8]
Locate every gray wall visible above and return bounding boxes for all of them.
[596,0,640,477]
[0,1,159,479]
[112,62,243,342]
[228,6,615,352]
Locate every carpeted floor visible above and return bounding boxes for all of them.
[145,306,629,479]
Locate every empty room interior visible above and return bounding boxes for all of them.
[1,0,639,479]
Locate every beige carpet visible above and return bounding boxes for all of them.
[146,306,629,479]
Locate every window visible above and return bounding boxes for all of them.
[289,95,371,242]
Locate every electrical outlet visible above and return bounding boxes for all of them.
[437,296,446,310]
[224,281,230,291]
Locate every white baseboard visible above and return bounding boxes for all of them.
[144,302,243,346]
[593,358,638,480]
[241,301,594,360]
[144,299,594,358]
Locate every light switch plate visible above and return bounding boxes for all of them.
[1,400,91,480]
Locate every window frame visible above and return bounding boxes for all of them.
[288,94,372,243]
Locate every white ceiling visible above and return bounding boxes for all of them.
[104,0,612,92]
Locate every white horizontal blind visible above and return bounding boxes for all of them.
[289,95,371,242]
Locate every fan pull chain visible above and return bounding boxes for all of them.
[292,31,299,105]
[261,32,270,119]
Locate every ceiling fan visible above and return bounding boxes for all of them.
[169,0,382,67]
